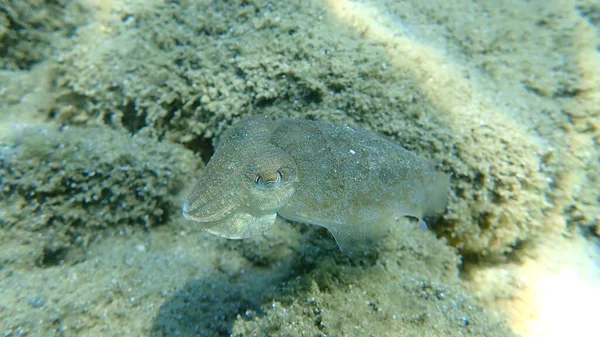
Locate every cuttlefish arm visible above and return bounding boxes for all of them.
[182,115,299,239]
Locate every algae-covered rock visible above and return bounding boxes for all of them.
[0,124,197,267]
[51,1,413,144]
[0,0,86,70]
[229,224,516,337]
[48,0,560,258]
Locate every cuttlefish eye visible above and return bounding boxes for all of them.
[255,170,284,190]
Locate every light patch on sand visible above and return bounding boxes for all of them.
[77,0,117,33]
[0,65,56,144]
[466,230,600,337]
[572,19,600,123]
[75,0,148,37]
[524,240,600,337]
[325,0,530,137]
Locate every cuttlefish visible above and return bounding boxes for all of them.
[183,115,449,253]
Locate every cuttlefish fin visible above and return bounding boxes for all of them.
[319,220,388,255]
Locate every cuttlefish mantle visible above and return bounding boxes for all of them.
[183,115,450,253]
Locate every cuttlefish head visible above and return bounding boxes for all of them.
[182,132,298,239]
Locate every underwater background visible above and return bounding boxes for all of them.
[0,0,598,336]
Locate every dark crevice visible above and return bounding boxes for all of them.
[183,136,214,163]
[121,101,147,134]
[576,4,600,26]
[36,246,69,268]
[254,95,278,108]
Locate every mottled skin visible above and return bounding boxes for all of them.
[183,115,449,253]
